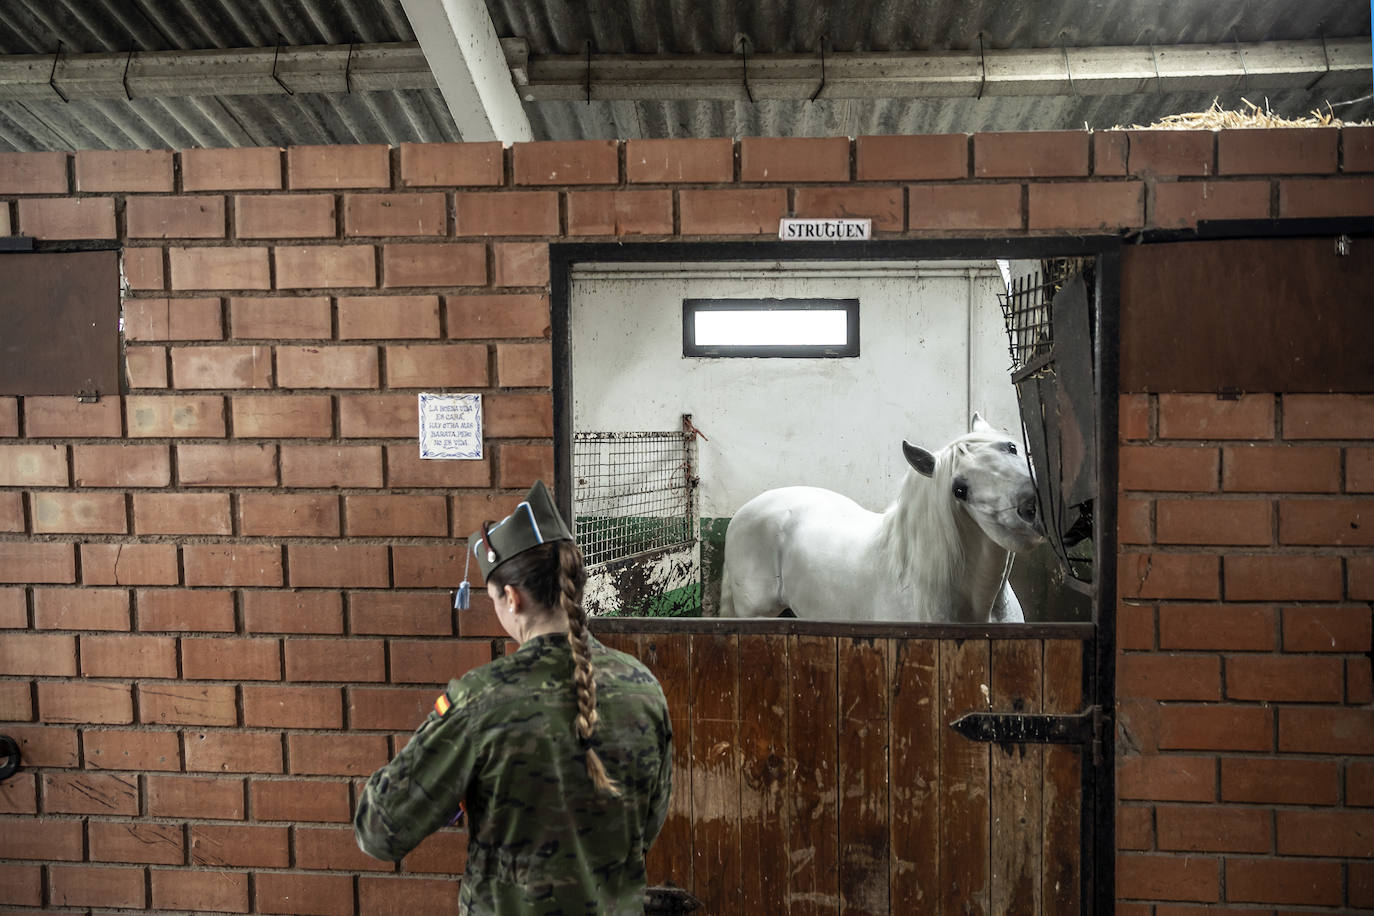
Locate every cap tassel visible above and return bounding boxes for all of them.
[454,549,471,611]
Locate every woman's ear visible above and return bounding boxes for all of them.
[502,584,523,614]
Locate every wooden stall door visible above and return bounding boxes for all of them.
[598,628,1092,915]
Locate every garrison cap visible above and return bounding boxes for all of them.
[468,480,574,579]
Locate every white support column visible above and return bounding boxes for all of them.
[399,0,533,143]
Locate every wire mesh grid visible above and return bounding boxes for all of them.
[997,257,1093,372]
[572,425,696,568]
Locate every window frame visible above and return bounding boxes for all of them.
[681,296,860,358]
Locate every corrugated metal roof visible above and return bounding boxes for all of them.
[0,0,1368,150]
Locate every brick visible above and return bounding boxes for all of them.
[0,772,36,813]
[0,443,67,485]
[0,150,68,193]
[184,730,284,774]
[42,771,137,813]
[1158,703,1271,751]
[285,638,386,682]
[1118,755,1216,803]
[1280,497,1374,546]
[182,146,283,191]
[0,863,41,905]
[513,139,618,186]
[146,773,245,818]
[1346,125,1374,172]
[83,543,179,586]
[239,492,341,536]
[344,493,447,537]
[1155,805,1270,853]
[1116,853,1218,902]
[447,293,548,339]
[486,393,554,438]
[1116,604,1154,650]
[1347,655,1371,703]
[338,393,415,437]
[0,586,25,627]
[1159,393,1274,440]
[83,729,181,772]
[1117,654,1220,701]
[136,588,236,631]
[0,542,75,584]
[385,343,488,387]
[177,442,277,486]
[1119,552,1219,600]
[1351,447,1374,492]
[294,825,394,871]
[5,724,78,767]
[1227,654,1343,702]
[126,344,169,388]
[389,639,491,684]
[275,244,377,288]
[288,144,391,189]
[1091,130,1128,176]
[281,444,383,487]
[190,824,290,868]
[36,587,129,631]
[231,394,333,438]
[24,395,124,437]
[252,778,351,822]
[400,828,470,873]
[975,131,1088,177]
[126,393,226,437]
[1154,498,1271,546]
[139,683,237,726]
[680,188,788,235]
[1279,176,1374,218]
[1150,180,1271,228]
[181,636,282,681]
[80,634,176,678]
[171,344,274,389]
[338,294,441,339]
[30,491,126,534]
[1126,130,1214,176]
[386,446,492,488]
[1222,757,1338,805]
[492,241,549,287]
[566,189,674,235]
[495,342,550,387]
[92,822,185,864]
[855,134,966,181]
[234,193,337,238]
[1120,445,1218,491]
[257,872,355,916]
[183,543,283,586]
[169,245,271,290]
[738,136,849,182]
[625,138,733,183]
[1219,127,1338,175]
[344,192,446,237]
[0,397,15,436]
[244,684,343,729]
[454,190,559,236]
[229,295,332,338]
[1225,857,1341,906]
[289,543,391,589]
[1279,706,1374,754]
[127,195,226,238]
[382,242,486,287]
[349,591,451,637]
[1117,495,1151,544]
[49,864,147,908]
[499,442,554,488]
[1158,604,1275,651]
[348,685,438,730]
[289,732,390,775]
[0,817,82,860]
[150,868,250,913]
[1355,861,1374,908]
[123,247,165,289]
[392,543,466,589]
[16,196,115,239]
[359,876,462,912]
[1027,181,1143,230]
[1224,555,1343,601]
[1276,809,1374,856]
[1222,445,1340,492]
[72,444,169,488]
[794,186,903,232]
[1283,605,1371,652]
[75,148,173,191]
[1350,760,1374,805]
[244,590,344,635]
[400,141,503,187]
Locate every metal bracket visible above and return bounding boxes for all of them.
[949,705,1106,765]
[76,389,100,404]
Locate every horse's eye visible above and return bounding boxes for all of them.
[1005,442,1017,455]
[952,482,968,501]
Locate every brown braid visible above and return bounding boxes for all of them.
[557,541,621,797]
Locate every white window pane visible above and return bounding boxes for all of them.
[693,309,848,347]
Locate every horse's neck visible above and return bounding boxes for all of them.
[957,513,1012,620]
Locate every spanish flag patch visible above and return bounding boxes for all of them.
[434,692,452,717]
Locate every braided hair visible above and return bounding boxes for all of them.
[486,540,622,797]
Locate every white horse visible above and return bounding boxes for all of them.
[719,415,1044,623]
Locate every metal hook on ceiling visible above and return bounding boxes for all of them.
[735,32,755,103]
[122,48,135,101]
[49,41,70,103]
[272,34,295,95]
[1231,27,1249,93]
[1061,33,1075,95]
[1305,31,1331,91]
[585,39,593,105]
[809,34,828,102]
[345,39,355,93]
[1149,39,1163,95]
[976,32,987,100]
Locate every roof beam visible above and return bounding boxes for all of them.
[398,0,532,143]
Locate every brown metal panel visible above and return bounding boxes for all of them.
[689,632,741,913]
[939,638,991,915]
[0,251,121,396]
[787,634,840,915]
[640,633,694,892]
[989,639,1044,915]
[1120,238,1374,393]
[738,633,790,912]
[837,636,890,915]
[1041,639,1084,916]
[889,638,941,911]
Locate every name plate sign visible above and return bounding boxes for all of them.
[418,392,482,460]
[778,218,872,241]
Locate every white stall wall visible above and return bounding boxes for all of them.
[570,261,1020,519]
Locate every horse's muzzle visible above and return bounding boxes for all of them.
[1017,492,1045,536]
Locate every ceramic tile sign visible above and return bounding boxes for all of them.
[778,218,871,241]
[418,392,482,460]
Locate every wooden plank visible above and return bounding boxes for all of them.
[889,638,940,911]
[837,636,890,915]
[640,632,694,892]
[689,632,741,913]
[787,634,840,915]
[738,633,790,912]
[989,638,1044,916]
[938,638,991,915]
[1041,639,1084,916]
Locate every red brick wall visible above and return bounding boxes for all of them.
[0,129,1371,912]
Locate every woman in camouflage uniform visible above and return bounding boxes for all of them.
[354,481,673,914]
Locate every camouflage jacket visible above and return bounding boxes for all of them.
[354,632,673,915]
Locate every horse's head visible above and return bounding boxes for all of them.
[901,414,1045,554]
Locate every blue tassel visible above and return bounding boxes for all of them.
[454,580,470,611]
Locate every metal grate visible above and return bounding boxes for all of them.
[572,418,697,568]
[997,257,1093,373]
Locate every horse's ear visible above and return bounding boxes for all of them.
[902,440,936,477]
[971,412,995,433]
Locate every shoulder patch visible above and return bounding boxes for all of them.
[434,692,451,716]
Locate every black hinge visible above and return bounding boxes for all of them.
[644,884,702,914]
[949,705,1107,766]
